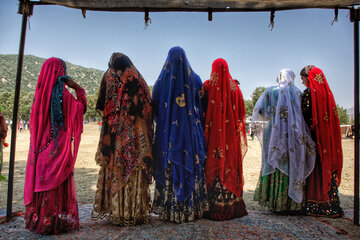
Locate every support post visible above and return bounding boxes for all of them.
[6,0,32,221]
[351,7,360,225]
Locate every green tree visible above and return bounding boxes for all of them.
[0,92,14,120]
[337,104,349,125]
[251,87,266,107]
[84,95,98,122]
[245,99,253,116]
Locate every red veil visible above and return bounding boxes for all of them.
[203,58,247,197]
[307,67,343,200]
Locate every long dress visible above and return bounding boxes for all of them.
[92,53,153,225]
[203,58,248,220]
[251,69,316,213]
[300,66,343,217]
[152,46,209,223]
[24,58,86,235]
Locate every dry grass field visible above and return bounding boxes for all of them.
[0,122,356,213]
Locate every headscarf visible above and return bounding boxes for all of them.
[95,53,153,195]
[152,46,206,203]
[251,69,316,203]
[24,58,86,206]
[203,58,247,198]
[301,66,343,192]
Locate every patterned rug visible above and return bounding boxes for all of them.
[0,204,352,239]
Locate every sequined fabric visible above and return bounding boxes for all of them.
[254,170,303,213]
[24,172,79,235]
[92,163,151,225]
[206,177,248,220]
[304,173,343,217]
[152,162,209,223]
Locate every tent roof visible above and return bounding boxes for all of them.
[39,0,360,12]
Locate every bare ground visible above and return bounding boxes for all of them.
[0,122,358,235]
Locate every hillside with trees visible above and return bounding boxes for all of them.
[0,54,104,95]
[0,54,105,121]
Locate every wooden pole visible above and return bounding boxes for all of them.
[351,7,360,225]
[6,0,32,221]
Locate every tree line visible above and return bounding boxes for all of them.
[0,86,350,125]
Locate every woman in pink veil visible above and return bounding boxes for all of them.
[24,57,87,235]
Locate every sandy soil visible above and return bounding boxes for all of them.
[0,122,356,213]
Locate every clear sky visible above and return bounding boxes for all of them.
[0,0,356,108]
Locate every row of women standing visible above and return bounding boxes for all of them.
[23,46,343,235]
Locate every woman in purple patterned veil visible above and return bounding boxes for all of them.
[252,69,316,213]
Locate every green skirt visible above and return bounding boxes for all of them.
[254,169,303,213]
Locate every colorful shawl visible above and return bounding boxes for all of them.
[24,58,86,206]
[95,53,153,195]
[303,66,343,195]
[152,46,206,203]
[203,58,247,198]
[251,69,316,203]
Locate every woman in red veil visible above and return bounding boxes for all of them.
[300,65,343,217]
[203,58,248,220]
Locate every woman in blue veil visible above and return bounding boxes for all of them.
[152,46,208,223]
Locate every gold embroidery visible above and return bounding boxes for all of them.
[294,180,303,190]
[172,120,179,127]
[176,93,186,107]
[188,66,191,76]
[323,113,329,121]
[229,79,237,91]
[199,87,204,98]
[210,72,218,86]
[281,153,289,164]
[184,84,189,89]
[195,154,199,164]
[314,73,324,84]
[213,147,224,159]
[279,106,288,120]
[168,142,171,150]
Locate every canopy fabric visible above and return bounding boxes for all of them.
[39,0,360,11]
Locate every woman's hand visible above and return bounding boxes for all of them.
[64,77,81,90]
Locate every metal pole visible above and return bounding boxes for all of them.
[6,1,32,221]
[351,7,360,225]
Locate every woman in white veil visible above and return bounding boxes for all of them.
[251,69,316,213]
